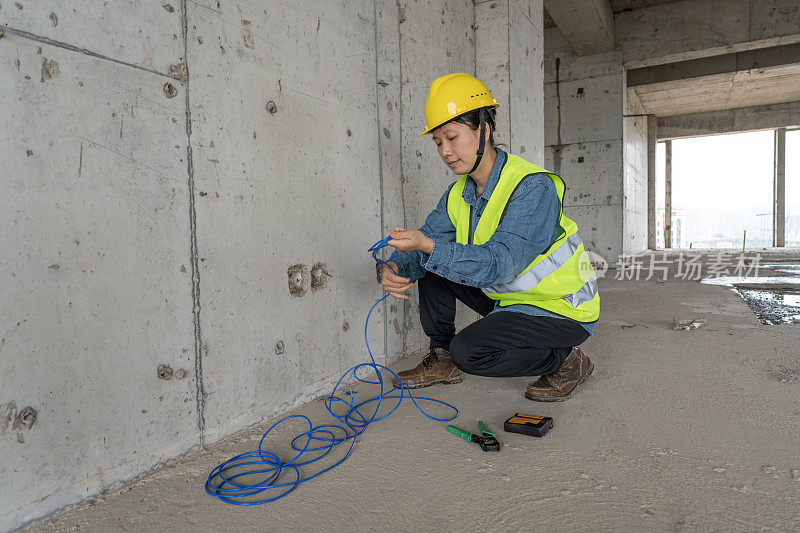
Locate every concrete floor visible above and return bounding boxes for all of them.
[28,252,800,532]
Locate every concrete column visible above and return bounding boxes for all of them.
[774,128,786,247]
[476,0,545,162]
[664,139,672,248]
[647,115,657,250]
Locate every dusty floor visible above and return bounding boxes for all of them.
[29,251,800,532]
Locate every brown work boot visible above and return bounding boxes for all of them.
[391,347,462,389]
[525,347,593,402]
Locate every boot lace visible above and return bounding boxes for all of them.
[421,349,440,368]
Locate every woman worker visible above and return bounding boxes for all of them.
[383,73,599,402]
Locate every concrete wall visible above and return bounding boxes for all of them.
[507,0,545,161]
[395,0,477,354]
[476,0,544,162]
[1,3,198,529]
[544,26,624,262]
[185,0,389,445]
[0,1,544,529]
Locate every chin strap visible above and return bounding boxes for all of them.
[468,107,487,176]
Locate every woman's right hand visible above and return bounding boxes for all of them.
[382,261,414,300]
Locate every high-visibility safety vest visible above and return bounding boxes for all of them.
[446,154,600,323]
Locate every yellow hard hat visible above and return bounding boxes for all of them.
[420,73,499,136]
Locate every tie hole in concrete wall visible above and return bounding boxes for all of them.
[163,83,177,98]
[287,263,330,294]
[157,365,187,380]
[18,407,36,429]
[310,263,330,291]
[157,365,174,380]
[288,264,308,296]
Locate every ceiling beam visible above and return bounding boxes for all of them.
[630,63,800,117]
[657,101,800,140]
[627,43,800,87]
[544,0,615,56]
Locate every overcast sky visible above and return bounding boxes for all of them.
[656,129,800,215]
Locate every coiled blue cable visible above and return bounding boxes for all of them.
[205,236,459,505]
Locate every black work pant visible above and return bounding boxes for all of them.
[419,272,590,377]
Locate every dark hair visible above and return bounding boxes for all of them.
[449,107,504,149]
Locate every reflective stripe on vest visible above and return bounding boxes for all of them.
[483,232,583,294]
[562,276,599,309]
[446,154,599,323]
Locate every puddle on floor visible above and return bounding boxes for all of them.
[701,271,800,325]
[761,264,800,276]
[768,366,800,382]
[701,276,800,287]
[733,286,800,325]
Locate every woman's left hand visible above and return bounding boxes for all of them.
[387,227,434,254]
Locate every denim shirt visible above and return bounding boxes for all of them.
[392,149,595,335]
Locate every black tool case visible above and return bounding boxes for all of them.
[503,413,553,437]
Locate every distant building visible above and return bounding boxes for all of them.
[673,210,686,248]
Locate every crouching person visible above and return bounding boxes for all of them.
[383,73,599,402]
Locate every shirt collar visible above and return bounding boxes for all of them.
[463,148,507,204]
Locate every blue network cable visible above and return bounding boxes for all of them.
[205,236,459,505]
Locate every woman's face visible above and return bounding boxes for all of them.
[431,121,481,175]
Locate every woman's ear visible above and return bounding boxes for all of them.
[482,120,493,144]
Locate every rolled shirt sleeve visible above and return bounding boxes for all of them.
[389,186,456,282]
[389,250,427,281]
